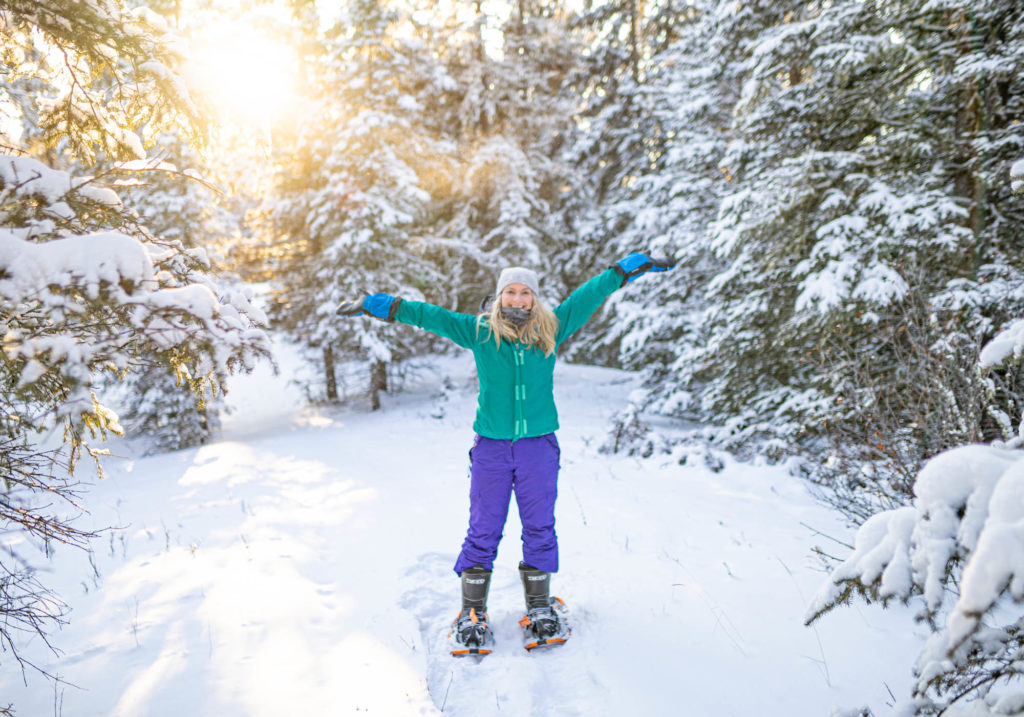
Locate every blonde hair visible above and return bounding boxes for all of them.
[477,298,559,356]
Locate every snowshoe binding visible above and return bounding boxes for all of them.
[449,607,495,657]
[518,563,571,651]
[519,597,570,650]
[450,566,494,657]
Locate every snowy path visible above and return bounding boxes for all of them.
[1,349,926,716]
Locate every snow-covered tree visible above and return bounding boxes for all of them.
[561,1,735,438]
[0,0,269,690]
[807,72,1024,714]
[805,337,1024,713]
[266,0,456,406]
[551,0,696,372]
[632,0,1024,497]
[426,0,580,304]
[0,0,199,162]
[806,440,1024,714]
[115,133,245,453]
[557,0,661,290]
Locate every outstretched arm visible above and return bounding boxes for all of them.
[337,293,479,349]
[337,293,402,321]
[610,252,675,286]
[554,252,675,346]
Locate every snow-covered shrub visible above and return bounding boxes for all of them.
[118,365,223,454]
[807,296,1024,713]
[806,442,1024,714]
[601,390,656,458]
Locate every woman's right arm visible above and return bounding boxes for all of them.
[337,293,479,349]
[394,300,480,349]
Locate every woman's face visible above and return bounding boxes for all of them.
[500,283,534,311]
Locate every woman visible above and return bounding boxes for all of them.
[337,252,673,654]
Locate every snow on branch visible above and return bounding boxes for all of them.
[806,443,1024,706]
[1011,158,1024,194]
[0,156,122,212]
[806,446,1018,619]
[0,225,269,422]
[0,229,153,299]
[979,319,1024,370]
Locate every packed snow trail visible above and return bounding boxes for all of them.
[0,347,925,716]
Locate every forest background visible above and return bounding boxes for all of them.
[2,0,1024,714]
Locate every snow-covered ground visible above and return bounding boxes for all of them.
[2,342,927,716]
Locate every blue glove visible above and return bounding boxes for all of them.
[611,252,676,286]
[336,293,401,321]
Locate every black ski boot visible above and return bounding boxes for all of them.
[450,566,494,656]
[518,562,570,650]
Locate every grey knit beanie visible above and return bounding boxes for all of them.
[496,267,540,297]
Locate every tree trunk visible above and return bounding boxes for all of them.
[628,0,643,83]
[369,359,388,411]
[324,345,338,402]
[475,0,490,134]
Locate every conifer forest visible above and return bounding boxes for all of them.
[2,1,1024,714]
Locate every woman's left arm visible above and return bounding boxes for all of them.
[553,252,675,345]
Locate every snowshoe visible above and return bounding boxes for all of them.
[449,607,494,657]
[449,566,494,657]
[519,596,570,651]
[517,562,570,651]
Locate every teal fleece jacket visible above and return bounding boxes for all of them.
[394,268,622,440]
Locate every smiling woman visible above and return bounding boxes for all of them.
[184,21,303,129]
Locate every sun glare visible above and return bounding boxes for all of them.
[185,21,303,130]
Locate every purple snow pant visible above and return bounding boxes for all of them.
[453,433,561,575]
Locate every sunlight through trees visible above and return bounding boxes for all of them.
[2,0,1023,713]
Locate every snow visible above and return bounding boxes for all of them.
[16,357,47,387]
[0,155,122,209]
[1012,158,1024,193]
[0,342,927,716]
[795,258,856,312]
[0,229,154,301]
[980,318,1024,369]
[808,440,1024,704]
[117,159,179,173]
[948,456,1024,642]
[852,264,909,305]
[129,5,170,34]
[147,285,220,321]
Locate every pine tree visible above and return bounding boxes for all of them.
[115,133,243,452]
[556,0,704,364]
[267,0,456,407]
[558,0,652,281]
[569,1,740,455]
[804,6,1024,710]
[421,0,580,306]
[562,0,733,366]
[670,0,1024,487]
[0,0,269,690]
[809,264,1024,714]
[0,0,200,162]
[692,0,906,454]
